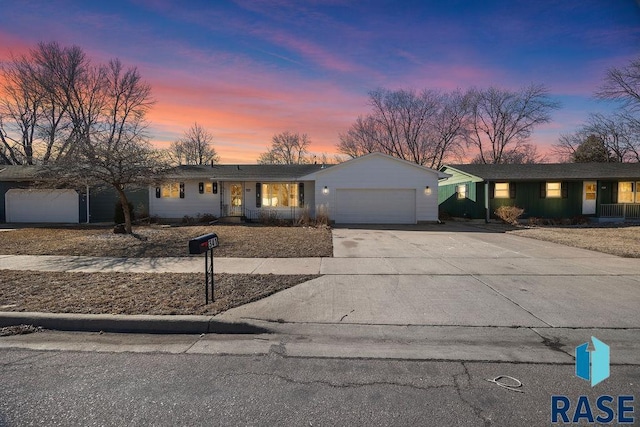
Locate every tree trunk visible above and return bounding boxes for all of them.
[115,186,133,234]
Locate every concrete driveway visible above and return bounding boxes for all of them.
[218,223,640,331]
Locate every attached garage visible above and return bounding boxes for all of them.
[5,189,79,223]
[304,153,448,224]
[335,189,416,224]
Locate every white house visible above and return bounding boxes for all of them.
[149,153,447,224]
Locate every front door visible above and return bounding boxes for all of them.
[582,181,597,215]
[230,183,243,216]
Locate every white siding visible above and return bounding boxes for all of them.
[149,180,220,219]
[311,154,440,223]
[149,180,315,221]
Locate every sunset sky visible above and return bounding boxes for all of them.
[1,0,639,163]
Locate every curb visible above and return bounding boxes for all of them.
[0,312,270,335]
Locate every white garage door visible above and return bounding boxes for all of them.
[5,189,79,223]
[335,189,416,224]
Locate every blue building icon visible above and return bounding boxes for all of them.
[575,337,610,387]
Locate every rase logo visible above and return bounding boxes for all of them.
[551,337,635,424]
[575,336,610,387]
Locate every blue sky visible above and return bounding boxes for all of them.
[1,0,638,162]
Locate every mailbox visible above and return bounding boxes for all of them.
[188,233,219,254]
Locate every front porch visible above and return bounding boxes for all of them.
[598,203,640,221]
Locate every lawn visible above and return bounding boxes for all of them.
[506,224,640,258]
[0,224,330,318]
[0,270,318,316]
[0,224,333,258]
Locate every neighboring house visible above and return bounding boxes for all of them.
[151,153,447,224]
[438,163,640,222]
[0,165,147,224]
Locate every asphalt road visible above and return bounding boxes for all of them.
[1,347,638,426]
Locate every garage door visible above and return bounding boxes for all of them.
[5,189,79,223]
[334,189,416,224]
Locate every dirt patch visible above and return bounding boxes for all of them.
[506,224,640,258]
[0,270,318,316]
[0,224,333,258]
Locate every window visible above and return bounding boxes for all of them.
[618,182,635,203]
[161,183,180,198]
[261,183,299,207]
[456,184,467,200]
[494,183,510,198]
[205,182,213,193]
[546,182,562,198]
[585,183,597,201]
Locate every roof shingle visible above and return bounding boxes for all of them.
[443,163,640,181]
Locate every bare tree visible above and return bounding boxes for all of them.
[465,84,560,164]
[45,58,169,233]
[337,115,380,159]
[338,88,470,168]
[427,89,470,168]
[170,122,219,165]
[258,131,310,164]
[368,88,440,165]
[0,52,43,164]
[583,113,637,162]
[597,57,640,118]
[553,113,638,162]
[0,42,89,165]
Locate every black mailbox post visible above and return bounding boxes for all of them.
[189,233,219,304]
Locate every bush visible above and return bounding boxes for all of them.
[114,200,135,224]
[494,206,524,225]
[315,204,330,226]
[197,213,217,223]
[259,209,284,225]
[296,206,312,226]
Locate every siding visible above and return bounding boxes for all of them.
[89,187,149,223]
[0,182,26,222]
[149,180,221,220]
[490,181,583,218]
[438,181,486,219]
[311,154,441,223]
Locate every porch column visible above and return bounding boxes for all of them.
[484,181,490,223]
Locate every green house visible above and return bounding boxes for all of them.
[438,163,640,222]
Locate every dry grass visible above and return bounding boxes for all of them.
[507,224,640,258]
[0,224,333,258]
[0,270,318,316]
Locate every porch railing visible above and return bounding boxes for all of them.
[599,203,640,219]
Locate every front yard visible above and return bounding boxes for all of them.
[0,224,333,258]
[0,224,330,318]
[0,270,317,316]
[506,224,640,258]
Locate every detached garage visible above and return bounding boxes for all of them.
[5,189,79,223]
[303,153,447,224]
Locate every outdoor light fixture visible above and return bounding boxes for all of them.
[322,186,329,195]
[424,185,432,195]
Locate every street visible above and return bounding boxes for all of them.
[1,330,638,426]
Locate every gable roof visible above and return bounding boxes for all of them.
[441,163,640,181]
[165,163,329,180]
[302,152,449,180]
[0,164,328,182]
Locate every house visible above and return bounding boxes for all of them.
[0,165,147,223]
[438,163,640,222]
[150,153,447,224]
